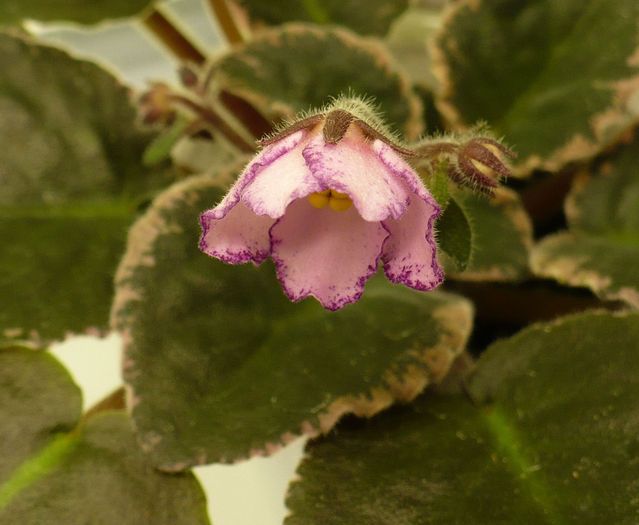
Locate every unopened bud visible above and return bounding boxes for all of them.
[257,96,414,157]
[415,136,515,196]
[454,138,515,195]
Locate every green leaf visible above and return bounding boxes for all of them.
[421,161,450,208]
[446,187,533,281]
[434,0,639,174]
[286,311,639,524]
[0,1,153,25]
[0,348,209,524]
[531,131,639,308]
[0,414,210,525]
[236,0,408,36]
[385,4,445,91]
[111,174,474,469]
[206,23,423,139]
[143,116,191,167]
[0,33,166,344]
[0,347,81,485]
[436,195,472,271]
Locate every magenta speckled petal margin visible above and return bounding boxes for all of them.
[199,130,306,262]
[198,126,444,310]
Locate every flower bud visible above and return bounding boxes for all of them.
[415,135,515,196]
[455,138,515,194]
[199,96,443,310]
[257,96,414,157]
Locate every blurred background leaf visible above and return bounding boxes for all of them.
[0,347,209,525]
[233,0,408,36]
[0,33,170,345]
[0,0,154,25]
[204,23,423,139]
[531,129,639,308]
[434,0,639,174]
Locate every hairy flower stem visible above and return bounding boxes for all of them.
[170,94,255,152]
[207,0,245,45]
[142,7,206,64]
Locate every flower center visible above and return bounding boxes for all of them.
[307,189,353,212]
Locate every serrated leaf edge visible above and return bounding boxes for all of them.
[431,0,639,176]
[530,232,639,308]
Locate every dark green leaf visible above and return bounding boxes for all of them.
[0,347,81,485]
[0,413,210,525]
[0,348,209,525]
[0,33,166,344]
[447,187,533,281]
[531,131,639,307]
[437,195,472,271]
[287,311,639,524]
[236,0,408,36]
[112,174,473,469]
[385,5,444,91]
[434,0,639,174]
[0,1,153,25]
[206,23,423,139]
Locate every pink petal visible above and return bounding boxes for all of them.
[241,134,323,218]
[382,193,443,291]
[203,129,308,223]
[302,130,410,222]
[199,202,274,264]
[199,129,310,264]
[372,139,433,201]
[270,198,388,310]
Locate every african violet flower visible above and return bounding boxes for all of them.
[199,99,443,310]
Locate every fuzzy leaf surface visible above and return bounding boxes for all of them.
[531,132,639,307]
[206,23,423,139]
[435,0,639,174]
[0,34,164,344]
[445,187,533,281]
[287,311,639,524]
[436,195,472,271]
[112,174,473,470]
[0,1,152,25]
[236,0,408,36]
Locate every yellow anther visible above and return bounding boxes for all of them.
[330,190,350,200]
[328,196,352,212]
[308,191,330,209]
[308,189,353,211]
